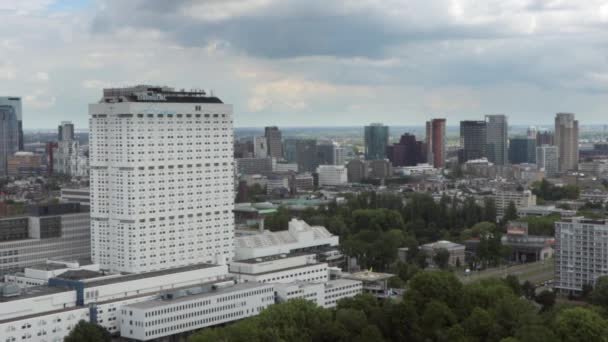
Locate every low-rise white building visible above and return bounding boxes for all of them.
[234,219,340,261]
[120,281,275,341]
[275,279,362,308]
[317,165,348,186]
[494,190,537,218]
[229,253,329,284]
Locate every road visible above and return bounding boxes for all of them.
[457,259,554,285]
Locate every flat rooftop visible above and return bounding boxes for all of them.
[52,263,221,288]
[232,252,315,265]
[342,271,394,282]
[0,285,71,303]
[125,282,270,310]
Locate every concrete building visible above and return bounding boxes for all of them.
[254,136,268,158]
[0,202,90,276]
[555,217,608,294]
[0,104,19,176]
[0,263,233,342]
[555,113,579,172]
[580,189,608,204]
[0,96,23,151]
[517,205,576,218]
[369,159,393,179]
[264,126,283,159]
[346,159,370,183]
[60,188,90,206]
[536,130,554,146]
[275,279,362,308]
[459,121,486,163]
[229,253,329,284]
[4,260,99,288]
[502,222,554,263]
[317,165,348,186]
[536,144,559,177]
[485,115,508,165]
[340,271,394,299]
[6,152,47,176]
[509,137,536,164]
[579,160,608,177]
[494,190,537,218]
[89,85,235,273]
[421,240,465,267]
[387,133,421,167]
[234,219,340,261]
[236,157,274,175]
[53,122,89,177]
[364,123,389,160]
[273,162,298,173]
[426,118,446,168]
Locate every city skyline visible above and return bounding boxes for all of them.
[2,1,608,129]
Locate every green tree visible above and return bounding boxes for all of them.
[433,248,451,269]
[64,320,111,342]
[591,276,608,309]
[502,201,519,224]
[535,290,556,311]
[554,307,608,342]
[484,197,497,223]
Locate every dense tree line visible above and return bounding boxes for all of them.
[189,272,608,342]
[264,192,505,271]
[532,179,580,202]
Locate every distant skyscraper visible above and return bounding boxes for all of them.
[536,144,559,177]
[459,121,487,163]
[317,141,336,165]
[536,130,554,146]
[509,137,536,164]
[253,136,268,158]
[364,123,389,160]
[387,133,419,167]
[426,118,446,168]
[264,126,283,159]
[58,121,75,141]
[526,126,537,139]
[283,138,298,163]
[0,97,22,151]
[0,105,19,176]
[89,85,234,273]
[296,139,318,172]
[485,114,508,165]
[555,113,579,172]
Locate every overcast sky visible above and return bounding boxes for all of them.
[1,0,608,129]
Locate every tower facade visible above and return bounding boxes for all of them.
[426,118,446,168]
[89,85,234,273]
[555,113,579,172]
[485,114,508,165]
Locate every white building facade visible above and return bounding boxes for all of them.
[317,165,348,186]
[89,86,235,273]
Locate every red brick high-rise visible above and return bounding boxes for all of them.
[426,118,446,168]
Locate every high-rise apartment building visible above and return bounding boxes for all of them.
[0,97,23,151]
[58,121,75,141]
[426,118,446,168]
[509,137,536,164]
[53,121,88,177]
[555,218,608,295]
[89,85,234,273]
[317,141,336,165]
[364,123,389,160]
[536,145,559,178]
[459,121,487,163]
[485,114,508,165]
[264,126,283,159]
[555,113,579,172]
[0,105,19,176]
